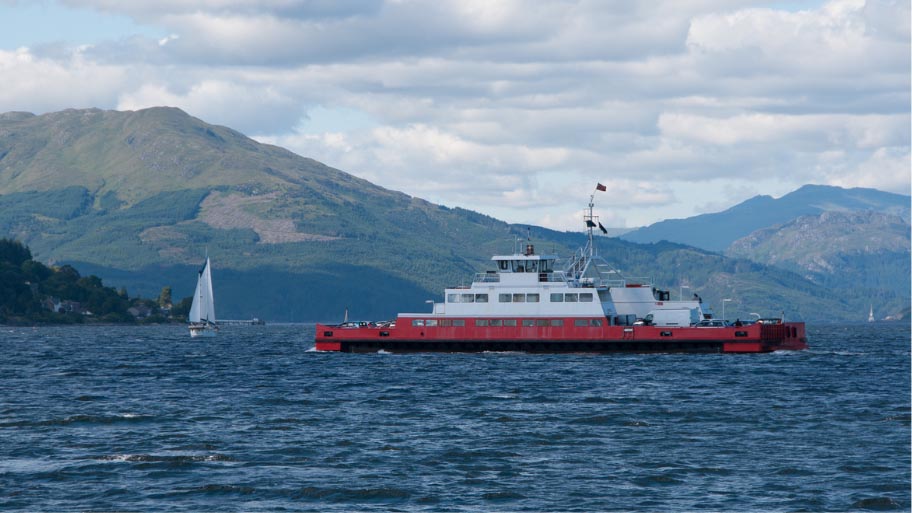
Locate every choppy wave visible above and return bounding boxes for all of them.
[0,323,907,512]
[99,454,236,463]
[0,413,153,428]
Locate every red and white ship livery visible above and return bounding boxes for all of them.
[315,193,808,354]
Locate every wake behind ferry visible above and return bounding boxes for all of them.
[315,191,808,354]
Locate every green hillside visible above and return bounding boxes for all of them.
[726,211,911,318]
[0,107,895,322]
[0,238,174,325]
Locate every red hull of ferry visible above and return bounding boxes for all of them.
[314,317,807,354]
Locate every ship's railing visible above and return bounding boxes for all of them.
[622,276,653,287]
[572,276,653,288]
[473,271,569,283]
[474,272,500,283]
[540,271,568,283]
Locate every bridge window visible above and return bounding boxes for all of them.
[499,260,509,270]
[550,293,563,302]
[449,293,484,303]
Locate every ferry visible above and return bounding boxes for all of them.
[315,192,808,354]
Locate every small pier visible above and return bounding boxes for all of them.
[218,318,266,326]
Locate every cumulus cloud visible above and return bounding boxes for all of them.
[0,47,129,112]
[117,80,304,134]
[658,112,909,148]
[826,147,912,192]
[1,0,908,229]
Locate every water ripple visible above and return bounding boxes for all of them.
[0,322,907,512]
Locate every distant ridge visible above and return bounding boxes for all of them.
[727,210,911,304]
[620,185,910,252]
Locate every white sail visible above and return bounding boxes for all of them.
[189,257,216,324]
[189,275,202,323]
[202,258,216,323]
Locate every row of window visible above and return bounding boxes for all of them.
[496,259,554,273]
[448,293,489,303]
[411,318,604,327]
[409,319,467,327]
[550,293,594,303]
[446,292,595,304]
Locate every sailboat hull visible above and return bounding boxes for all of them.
[189,324,218,338]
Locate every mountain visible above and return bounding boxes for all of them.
[0,107,530,320]
[620,185,910,252]
[0,107,894,322]
[727,210,911,318]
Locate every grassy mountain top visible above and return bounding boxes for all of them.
[0,107,510,272]
[0,107,393,208]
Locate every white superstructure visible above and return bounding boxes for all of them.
[419,195,706,326]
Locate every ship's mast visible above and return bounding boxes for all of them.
[567,192,600,280]
[585,193,596,257]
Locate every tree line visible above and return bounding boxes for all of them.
[0,238,190,325]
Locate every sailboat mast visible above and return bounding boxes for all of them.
[198,266,205,321]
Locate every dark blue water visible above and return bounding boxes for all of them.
[1,323,908,511]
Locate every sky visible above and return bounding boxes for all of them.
[0,0,909,230]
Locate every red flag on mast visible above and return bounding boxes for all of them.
[596,183,607,191]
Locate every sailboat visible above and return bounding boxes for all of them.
[868,304,875,323]
[189,257,219,338]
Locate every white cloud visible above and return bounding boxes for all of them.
[658,112,909,148]
[0,47,128,112]
[258,123,573,206]
[1,0,908,230]
[827,147,912,194]
[116,80,304,134]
